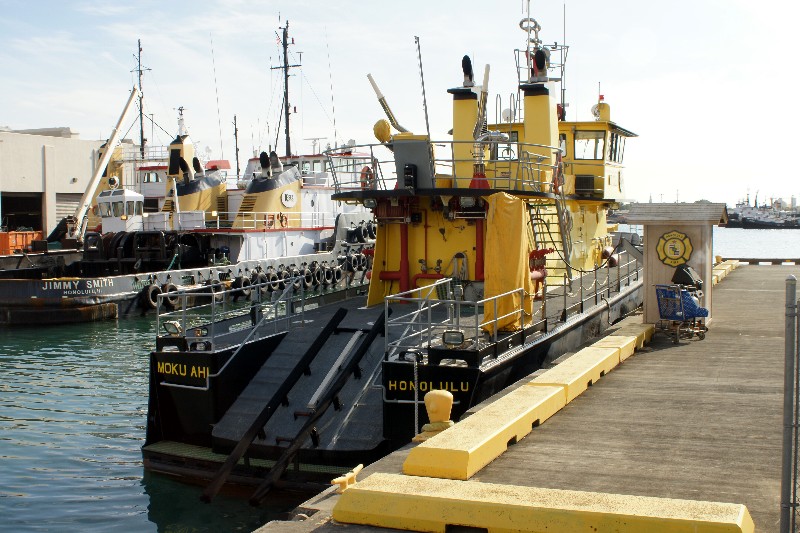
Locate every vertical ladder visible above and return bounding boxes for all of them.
[527,160,573,281]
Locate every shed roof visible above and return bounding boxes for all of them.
[625,203,728,224]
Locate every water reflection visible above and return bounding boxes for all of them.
[0,313,310,532]
[142,471,302,533]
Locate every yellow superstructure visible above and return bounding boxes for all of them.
[340,15,637,306]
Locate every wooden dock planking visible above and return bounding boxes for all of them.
[469,264,797,531]
[258,265,796,533]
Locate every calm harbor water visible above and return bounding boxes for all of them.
[1,226,798,532]
[0,316,301,532]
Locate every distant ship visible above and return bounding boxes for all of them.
[727,196,800,229]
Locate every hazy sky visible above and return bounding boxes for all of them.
[1,0,796,207]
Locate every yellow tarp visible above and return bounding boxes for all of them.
[482,192,534,334]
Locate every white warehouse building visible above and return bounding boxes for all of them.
[0,127,106,236]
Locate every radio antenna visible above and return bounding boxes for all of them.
[415,36,431,139]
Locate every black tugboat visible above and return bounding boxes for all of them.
[142,7,644,503]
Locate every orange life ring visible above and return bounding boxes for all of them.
[279,212,288,228]
[360,166,374,188]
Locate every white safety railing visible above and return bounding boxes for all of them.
[205,210,340,230]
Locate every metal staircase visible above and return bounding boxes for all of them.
[527,161,573,281]
[216,195,227,215]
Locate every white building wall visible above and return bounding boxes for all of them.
[0,130,104,233]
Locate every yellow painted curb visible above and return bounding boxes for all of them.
[403,385,565,480]
[333,473,755,533]
[591,335,637,361]
[528,345,618,403]
[615,323,655,348]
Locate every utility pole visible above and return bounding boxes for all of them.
[233,115,241,178]
[271,21,301,157]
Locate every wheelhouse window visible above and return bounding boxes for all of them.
[609,132,626,163]
[142,171,162,183]
[111,201,124,217]
[574,131,606,160]
[559,133,567,158]
[489,131,519,161]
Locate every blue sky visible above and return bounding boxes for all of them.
[1,0,796,207]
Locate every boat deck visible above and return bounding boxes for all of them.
[143,257,642,493]
[258,264,795,533]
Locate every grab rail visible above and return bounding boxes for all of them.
[384,277,529,358]
[324,140,562,195]
[155,277,307,391]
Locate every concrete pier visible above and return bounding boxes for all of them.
[258,264,796,533]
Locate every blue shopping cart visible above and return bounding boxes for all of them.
[655,284,709,344]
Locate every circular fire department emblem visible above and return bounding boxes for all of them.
[656,230,693,267]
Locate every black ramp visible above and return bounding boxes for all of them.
[201,308,348,502]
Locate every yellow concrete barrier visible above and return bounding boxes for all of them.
[333,473,755,533]
[590,335,637,361]
[615,323,655,348]
[403,385,565,480]
[528,345,618,403]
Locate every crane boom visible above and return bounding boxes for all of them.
[69,87,140,240]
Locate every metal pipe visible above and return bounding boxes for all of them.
[367,74,408,133]
[472,65,490,141]
[475,218,485,281]
[781,275,797,533]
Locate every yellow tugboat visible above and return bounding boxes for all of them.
[142,6,643,499]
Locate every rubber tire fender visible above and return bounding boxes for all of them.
[161,283,180,308]
[140,283,162,309]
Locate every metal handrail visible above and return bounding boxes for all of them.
[155,277,306,391]
[384,253,643,358]
[206,210,342,230]
[324,141,563,194]
[384,277,529,356]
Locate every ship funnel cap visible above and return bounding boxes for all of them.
[462,55,475,87]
